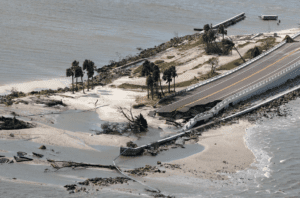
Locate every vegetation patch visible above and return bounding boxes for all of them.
[199,71,220,80]
[217,58,244,70]
[176,38,204,51]
[154,60,164,64]
[167,56,175,59]
[238,42,251,48]
[0,116,33,130]
[133,65,143,75]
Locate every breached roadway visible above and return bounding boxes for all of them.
[157,37,300,115]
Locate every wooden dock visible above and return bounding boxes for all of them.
[194,12,246,32]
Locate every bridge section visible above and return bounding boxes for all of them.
[157,36,300,115]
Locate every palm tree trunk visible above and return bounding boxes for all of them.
[147,85,149,99]
[72,76,74,94]
[160,80,164,97]
[151,86,153,100]
[168,82,170,93]
[174,78,176,92]
[87,78,90,91]
[76,78,78,91]
[91,77,94,89]
[81,76,85,94]
[234,46,245,63]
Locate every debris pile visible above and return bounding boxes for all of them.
[124,165,163,176]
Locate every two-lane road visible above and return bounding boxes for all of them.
[158,37,300,114]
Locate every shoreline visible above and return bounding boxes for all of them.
[1,27,300,196]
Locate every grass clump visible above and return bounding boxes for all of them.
[154,60,164,64]
[132,103,146,109]
[176,38,204,51]
[167,56,175,59]
[199,72,220,80]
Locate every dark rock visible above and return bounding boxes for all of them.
[64,184,77,191]
[14,156,33,162]
[39,145,46,150]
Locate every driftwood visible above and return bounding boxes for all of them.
[47,159,117,170]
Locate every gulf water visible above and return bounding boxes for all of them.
[1,0,300,197]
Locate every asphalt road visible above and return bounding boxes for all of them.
[158,37,300,113]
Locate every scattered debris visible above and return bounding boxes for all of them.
[17,151,27,157]
[47,159,116,170]
[64,184,77,191]
[124,165,162,176]
[126,141,138,148]
[79,177,130,186]
[0,158,9,163]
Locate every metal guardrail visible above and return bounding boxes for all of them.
[181,60,300,131]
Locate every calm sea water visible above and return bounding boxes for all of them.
[0,0,299,88]
[1,0,300,197]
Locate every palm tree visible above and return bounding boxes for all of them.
[71,60,79,90]
[83,59,89,91]
[228,38,245,63]
[88,61,95,90]
[163,68,172,93]
[153,65,160,95]
[75,66,84,93]
[170,66,178,92]
[146,75,154,99]
[203,24,210,33]
[218,25,227,40]
[66,68,74,94]
[141,60,152,77]
[83,60,95,91]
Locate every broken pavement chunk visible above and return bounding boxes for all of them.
[32,152,44,158]
[14,156,33,162]
[0,158,9,163]
[17,151,27,157]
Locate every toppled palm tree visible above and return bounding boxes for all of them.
[283,35,295,43]
[117,107,148,133]
[227,38,245,63]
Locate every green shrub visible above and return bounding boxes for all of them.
[154,60,164,64]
